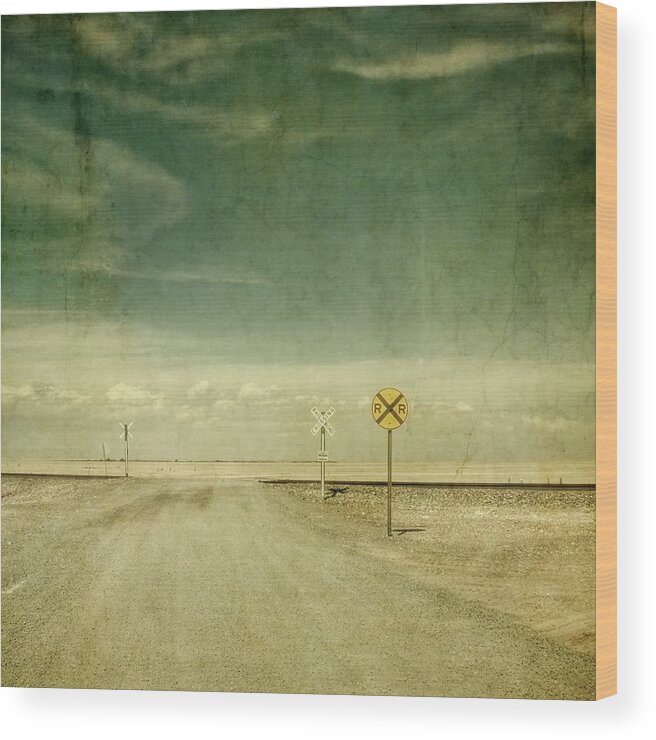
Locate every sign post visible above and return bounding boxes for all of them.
[320,425,326,500]
[387,429,392,537]
[311,406,335,500]
[119,422,133,478]
[371,388,409,536]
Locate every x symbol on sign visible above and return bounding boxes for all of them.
[312,420,335,436]
[311,406,336,436]
[374,392,404,425]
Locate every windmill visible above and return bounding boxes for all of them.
[119,422,134,477]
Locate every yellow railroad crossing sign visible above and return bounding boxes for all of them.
[371,387,409,430]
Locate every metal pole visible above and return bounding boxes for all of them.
[102,443,108,478]
[321,425,326,500]
[125,432,129,478]
[387,429,392,537]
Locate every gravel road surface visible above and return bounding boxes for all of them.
[1,476,594,698]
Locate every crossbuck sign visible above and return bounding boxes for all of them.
[371,388,409,537]
[311,406,335,500]
[311,406,336,436]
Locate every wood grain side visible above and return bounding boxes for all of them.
[595,1,617,701]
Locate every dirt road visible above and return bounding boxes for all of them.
[1,476,594,698]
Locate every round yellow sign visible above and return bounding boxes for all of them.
[371,387,409,430]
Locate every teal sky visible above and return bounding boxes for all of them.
[2,3,596,473]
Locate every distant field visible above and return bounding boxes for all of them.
[1,459,595,484]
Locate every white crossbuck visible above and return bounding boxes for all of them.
[310,406,336,436]
[118,421,134,441]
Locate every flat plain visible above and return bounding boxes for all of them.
[1,474,595,699]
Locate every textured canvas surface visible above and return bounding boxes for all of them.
[2,3,597,698]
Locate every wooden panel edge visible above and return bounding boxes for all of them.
[595,1,617,701]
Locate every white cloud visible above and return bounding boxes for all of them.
[75,15,213,74]
[214,399,236,410]
[333,40,574,80]
[104,265,269,286]
[237,382,281,403]
[2,385,35,401]
[106,383,161,407]
[2,383,90,406]
[96,86,274,139]
[173,395,235,425]
[75,15,290,86]
[187,380,213,400]
[432,400,474,414]
[186,381,236,408]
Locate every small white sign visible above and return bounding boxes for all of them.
[317,451,329,462]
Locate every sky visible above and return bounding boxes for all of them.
[1,3,596,474]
